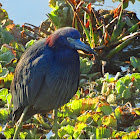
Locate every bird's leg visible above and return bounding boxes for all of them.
[53,109,59,139]
[13,106,29,139]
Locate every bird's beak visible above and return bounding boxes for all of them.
[67,38,97,55]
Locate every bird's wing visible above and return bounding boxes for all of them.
[11,38,51,114]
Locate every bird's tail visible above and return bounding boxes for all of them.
[12,106,37,123]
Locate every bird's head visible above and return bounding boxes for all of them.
[46,27,97,55]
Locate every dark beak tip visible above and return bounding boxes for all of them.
[91,49,98,56]
[93,51,98,56]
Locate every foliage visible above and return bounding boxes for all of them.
[0,0,140,139]
[130,56,140,72]
[49,0,140,53]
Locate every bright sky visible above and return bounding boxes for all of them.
[1,0,52,26]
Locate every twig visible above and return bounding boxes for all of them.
[24,23,39,28]
[23,25,45,38]
[97,17,118,30]
[2,44,24,53]
[94,31,140,50]
[5,58,18,67]
[106,32,140,59]
[66,0,76,11]
[91,7,100,26]
[81,6,90,14]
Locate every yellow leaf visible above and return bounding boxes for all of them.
[0,125,2,132]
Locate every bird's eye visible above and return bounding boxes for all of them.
[67,37,75,43]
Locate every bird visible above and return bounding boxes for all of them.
[11,27,96,138]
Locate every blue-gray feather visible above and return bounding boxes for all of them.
[11,27,80,121]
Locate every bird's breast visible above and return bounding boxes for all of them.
[34,49,80,111]
[48,49,80,88]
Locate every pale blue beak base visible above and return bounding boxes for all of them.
[71,39,97,55]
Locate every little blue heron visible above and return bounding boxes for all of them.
[11,27,96,138]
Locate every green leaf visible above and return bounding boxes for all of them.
[58,125,74,138]
[4,127,15,139]
[57,105,74,118]
[96,126,112,139]
[131,73,140,89]
[0,63,2,73]
[107,37,133,59]
[19,132,28,139]
[1,45,9,53]
[0,73,14,89]
[25,40,36,49]
[130,56,140,68]
[110,1,125,42]
[96,103,112,115]
[122,88,131,99]
[7,66,15,73]
[81,98,99,111]
[110,21,125,42]
[61,118,75,126]
[73,122,87,139]
[77,112,92,123]
[0,109,8,121]
[122,130,139,139]
[49,0,57,8]
[0,88,8,101]
[48,6,60,28]
[134,108,140,116]
[70,99,83,115]
[128,21,139,32]
[0,88,8,96]
[129,0,135,4]
[49,0,65,9]
[116,80,126,95]
[80,58,93,74]
[0,95,7,104]
[34,114,50,128]
[0,26,14,45]
[115,131,128,138]
[119,75,131,86]
[118,21,140,40]
[0,67,9,77]
[115,106,122,120]
[6,93,12,106]
[0,51,16,65]
[83,126,96,139]
[98,114,117,128]
[0,8,8,21]
[123,0,129,9]
[82,25,91,46]
[92,112,104,123]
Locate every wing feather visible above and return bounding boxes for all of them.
[11,39,51,120]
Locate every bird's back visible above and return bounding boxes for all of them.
[11,38,80,122]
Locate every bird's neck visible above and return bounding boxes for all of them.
[55,49,79,64]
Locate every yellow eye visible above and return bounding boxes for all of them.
[67,37,75,43]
